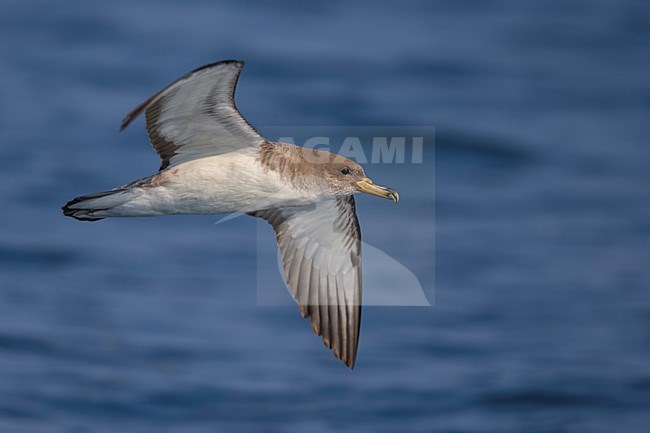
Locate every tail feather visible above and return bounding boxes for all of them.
[62,189,130,221]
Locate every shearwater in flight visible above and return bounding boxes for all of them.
[63,60,399,368]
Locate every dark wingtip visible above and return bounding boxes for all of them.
[119,117,130,132]
[191,59,245,74]
[120,100,147,132]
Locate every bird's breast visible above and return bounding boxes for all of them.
[150,151,323,214]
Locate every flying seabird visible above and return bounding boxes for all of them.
[62,60,399,368]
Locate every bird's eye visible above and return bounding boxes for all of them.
[340,167,351,175]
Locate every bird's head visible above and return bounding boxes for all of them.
[322,155,399,203]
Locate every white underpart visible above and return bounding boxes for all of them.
[99,149,324,217]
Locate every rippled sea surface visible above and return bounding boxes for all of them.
[1,0,649,432]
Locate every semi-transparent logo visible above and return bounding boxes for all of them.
[217,125,434,307]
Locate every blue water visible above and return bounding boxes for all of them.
[1,0,649,432]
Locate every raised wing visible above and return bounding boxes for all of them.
[252,196,362,368]
[121,60,264,170]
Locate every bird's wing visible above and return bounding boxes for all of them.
[121,60,264,170]
[252,196,362,369]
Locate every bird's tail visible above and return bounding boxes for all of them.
[62,189,131,221]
